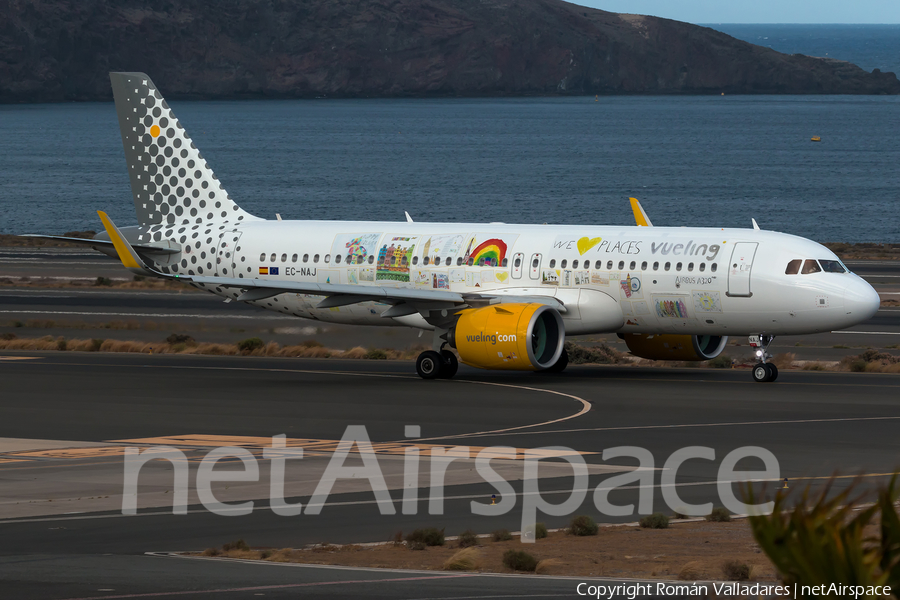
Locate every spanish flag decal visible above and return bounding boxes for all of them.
[259,267,269,275]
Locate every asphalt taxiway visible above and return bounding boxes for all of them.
[1,353,899,598]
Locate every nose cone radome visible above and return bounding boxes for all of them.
[844,278,881,323]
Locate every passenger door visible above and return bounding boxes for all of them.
[511,252,524,279]
[529,253,542,280]
[215,231,243,278]
[727,242,758,297]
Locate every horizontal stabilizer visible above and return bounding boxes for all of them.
[17,234,179,255]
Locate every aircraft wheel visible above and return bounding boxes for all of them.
[416,350,444,380]
[752,363,770,383]
[767,363,778,382]
[439,350,459,379]
[546,348,569,373]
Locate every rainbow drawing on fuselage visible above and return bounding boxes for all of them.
[469,239,507,267]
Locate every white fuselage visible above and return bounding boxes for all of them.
[155,219,880,338]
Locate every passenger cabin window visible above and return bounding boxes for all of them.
[303,254,309,263]
[501,258,507,267]
[368,256,374,264]
[281,254,287,262]
[618,260,625,270]
[819,259,847,273]
[259,253,266,262]
[514,257,522,268]
[711,263,718,272]
[423,256,430,266]
[607,261,613,270]
[270,253,276,262]
[595,260,602,269]
[313,254,320,263]
[549,259,556,268]
[664,262,671,271]
[676,262,683,271]
[641,261,648,270]
[532,258,539,268]
[468,258,475,266]
[801,259,821,274]
[324,254,330,263]
[785,259,802,275]
[335,254,342,264]
[573,260,579,269]
[357,256,364,265]
[412,256,418,265]
[699,263,706,272]
[458,258,464,266]
[561,259,567,269]
[292,254,298,263]
[478,258,485,267]
[630,261,636,270]
[653,261,659,270]
[401,256,409,266]
[687,262,694,272]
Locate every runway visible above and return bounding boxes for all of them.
[1,353,899,598]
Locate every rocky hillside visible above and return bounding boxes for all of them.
[1,0,897,102]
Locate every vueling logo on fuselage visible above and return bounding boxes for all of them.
[650,241,721,261]
[466,332,517,345]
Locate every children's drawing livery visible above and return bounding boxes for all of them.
[26,72,882,384]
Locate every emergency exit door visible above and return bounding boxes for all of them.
[727,242,758,297]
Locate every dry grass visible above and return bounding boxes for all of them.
[443,547,482,571]
[189,520,776,580]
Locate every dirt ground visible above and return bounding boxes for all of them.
[197,520,777,581]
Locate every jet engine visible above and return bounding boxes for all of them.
[448,303,565,370]
[623,334,729,361]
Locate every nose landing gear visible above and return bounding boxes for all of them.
[749,335,778,382]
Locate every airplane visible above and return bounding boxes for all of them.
[24,72,881,383]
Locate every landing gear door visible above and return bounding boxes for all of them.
[727,242,757,297]
[511,252,524,279]
[216,231,243,277]
[529,253,542,280]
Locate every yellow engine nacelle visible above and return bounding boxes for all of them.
[449,303,565,371]
[623,334,729,361]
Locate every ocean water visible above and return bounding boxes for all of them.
[709,24,900,76]
[2,81,899,242]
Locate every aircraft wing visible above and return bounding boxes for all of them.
[94,211,565,314]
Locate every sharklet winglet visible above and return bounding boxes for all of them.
[629,197,653,227]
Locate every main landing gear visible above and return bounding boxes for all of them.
[749,334,778,383]
[415,348,458,380]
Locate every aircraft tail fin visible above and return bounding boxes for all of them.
[109,72,258,227]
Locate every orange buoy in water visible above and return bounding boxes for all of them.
[811,136,821,142]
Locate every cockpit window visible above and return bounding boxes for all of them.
[819,259,847,273]
[785,259,802,275]
[801,259,821,275]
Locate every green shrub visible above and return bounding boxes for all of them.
[456,529,479,548]
[568,515,598,536]
[222,539,249,552]
[707,354,732,368]
[639,513,670,529]
[535,522,548,539]
[259,549,272,559]
[503,549,538,572]
[166,333,195,345]
[565,341,623,364]
[408,540,426,551]
[94,276,113,286]
[237,337,265,353]
[491,529,512,542]
[56,337,67,351]
[707,507,732,522]
[201,547,220,557]
[133,275,145,282]
[365,348,388,360]
[406,528,444,547]
[14,321,24,328]
[722,559,752,581]
[89,338,104,351]
[1,332,16,341]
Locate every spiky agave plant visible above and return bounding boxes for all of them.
[747,476,899,596]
